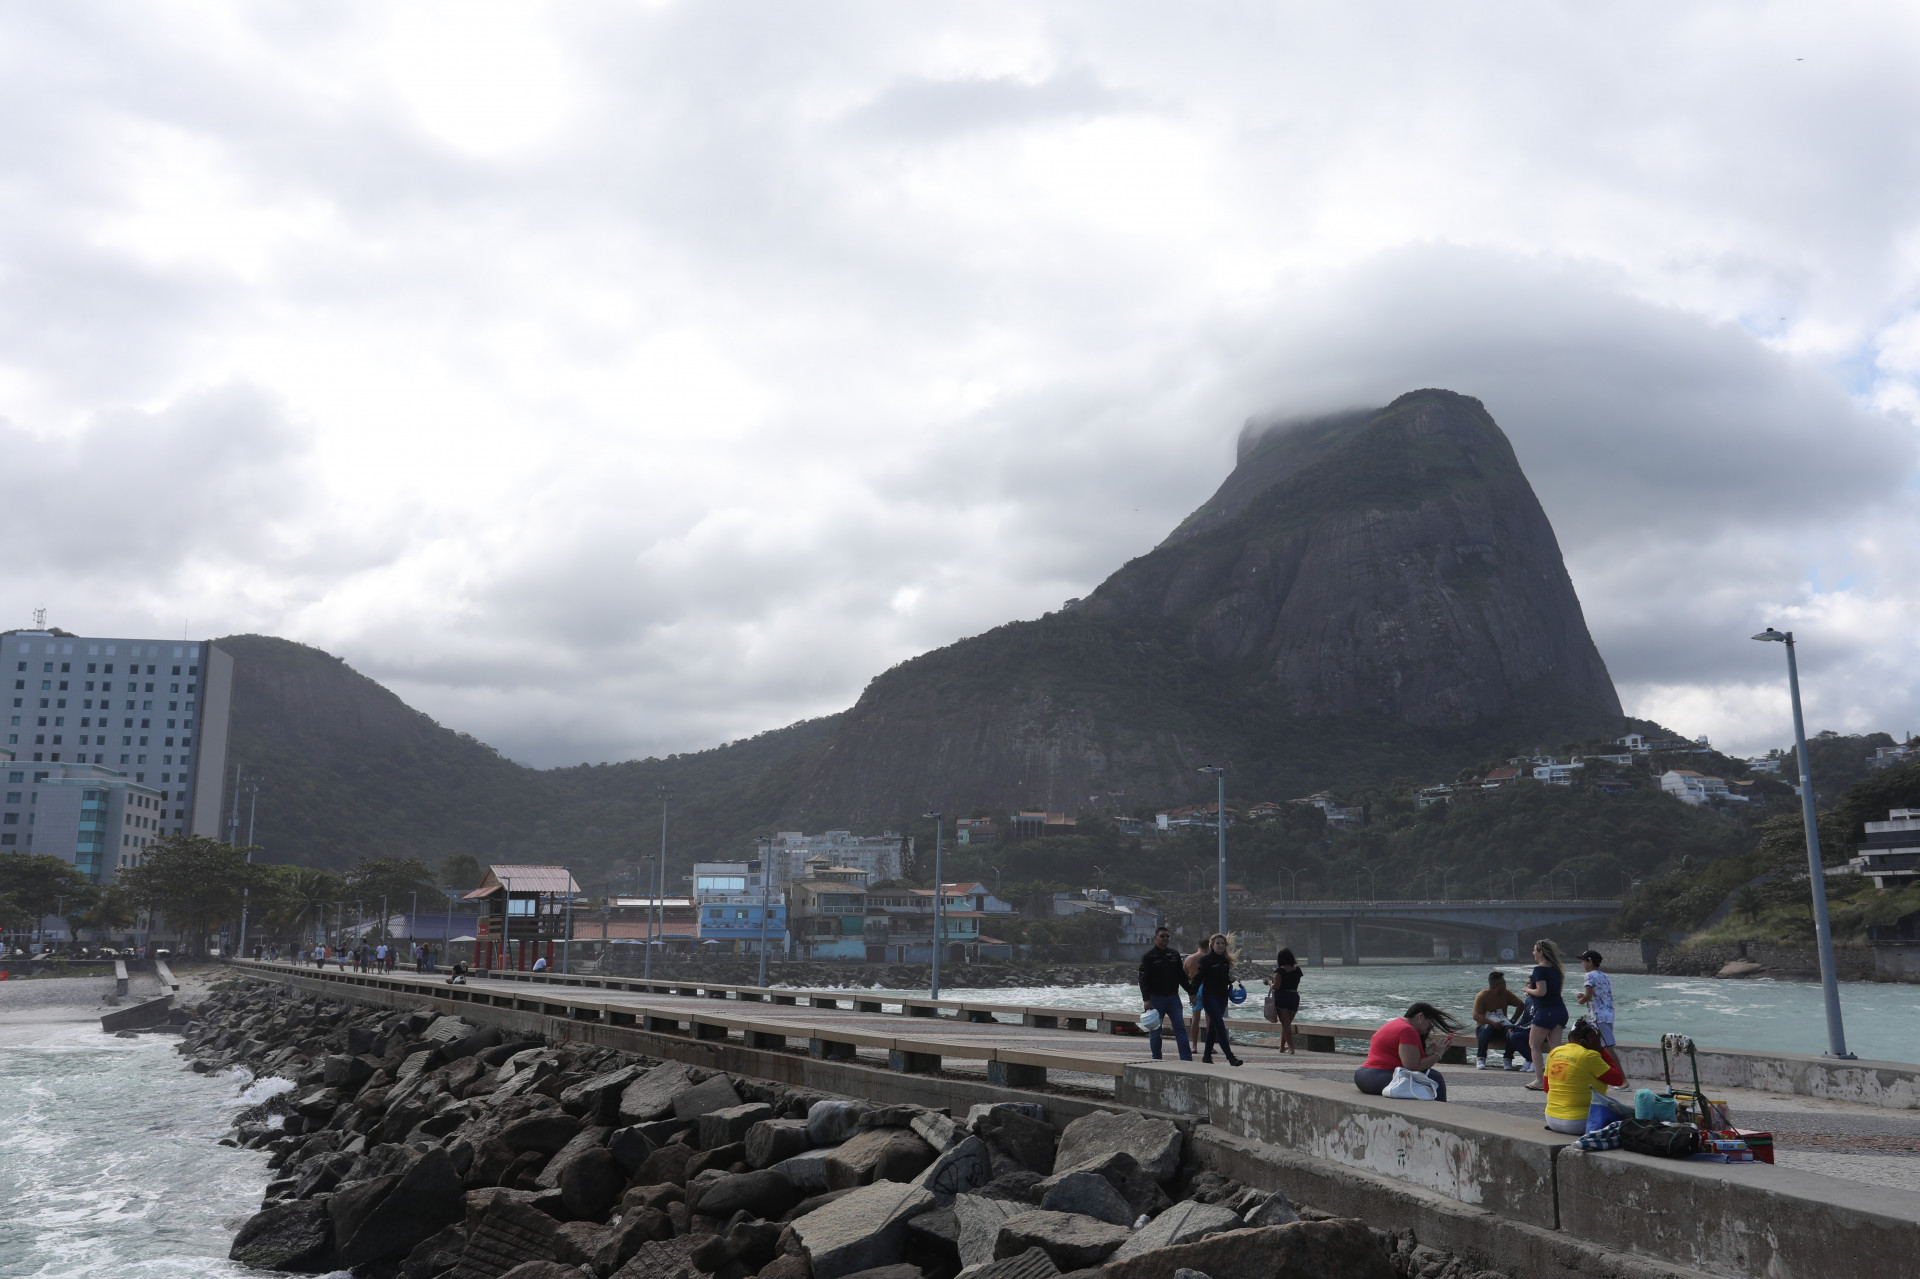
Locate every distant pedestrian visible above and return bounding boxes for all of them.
[1471,971,1531,1070]
[1196,933,1242,1067]
[1261,947,1303,1054]
[446,959,469,986]
[1576,950,1615,1048]
[1354,1002,1463,1101]
[532,954,548,972]
[1523,940,1569,1091]
[1542,1017,1625,1133]
[1139,926,1194,1061]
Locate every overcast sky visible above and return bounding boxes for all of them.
[4,3,1919,767]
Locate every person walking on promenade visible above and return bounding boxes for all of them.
[1542,1017,1626,1133]
[1196,933,1243,1067]
[1354,1003,1464,1101]
[1472,971,1531,1070]
[1576,950,1616,1049]
[1140,926,1194,1061]
[1184,936,1208,1047]
[1523,939,1569,1091]
[1262,947,1303,1053]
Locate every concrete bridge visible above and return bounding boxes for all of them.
[1258,898,1621,965]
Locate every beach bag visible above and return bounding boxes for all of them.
[1262,994,1279,1023]
[1382,1067,1440,1101]
[1619,1120,1701,1159]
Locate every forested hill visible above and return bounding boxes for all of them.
[218,634,838,883]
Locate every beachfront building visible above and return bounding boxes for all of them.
[1,628,235,882]
[788,859,869,960]
[861,880,1016,963]
[464,864,581,971]
[758,830,907,888]
[692,858,787,953]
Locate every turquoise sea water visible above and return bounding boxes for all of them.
[868,965,1920,1065]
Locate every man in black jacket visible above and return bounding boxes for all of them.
[1139,926,1194,1060]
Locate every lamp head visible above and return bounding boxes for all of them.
[1752,628,1789,643]
[1197,765,1224,776]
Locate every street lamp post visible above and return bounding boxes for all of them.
[1357,864,1375,900]
[922,813,944,999]
[640,854,657,980]
[1198,766,1226,935]
[1753,627,1854,1058]
[562,867,574,975]
[1439,865,1459,901]
[1276,866,1298,901]
[652,789,671,979]
[756,837,773,988]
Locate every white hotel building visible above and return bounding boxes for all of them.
[1,629,235,883]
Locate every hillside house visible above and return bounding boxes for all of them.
[1660,770,1730,805]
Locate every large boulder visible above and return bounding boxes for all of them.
[617,1062,695,1125]
[692,1169,803,1221]
[498,1113,584,1156]
[1102,1218,1395,1279]
[825,1128,939,1189]
[494,1264,578,1279]
[607,1125,656,1175]
[807,1099,873,1145]
[671,1074,742,1122]
[534,1126,611,1189]
[608,1236,702,1279]
[746,1117,814,1169]
[789,1180,937,1279]
[228,1197,336,1271]
[634,1143,696,1187]
[699,1102,776,1151]
[593,1208,674,1274]
[1036,1171,1131,1227]
[1052,1111,1180,1185]
[1243,1189,1301,1228]
[910,1110,963,1151]
[560,1065,641,1125]
[1107,1201,1243,1262]
[399,1222,468,1279]
[448,1197,565,1279]
[911,1135,992,1202]
[689,1220,785,1276]
[959,1248,1059,1279]
[1033,1151,1169,1220]
[973,1109,1056,1177]
[953,1193,1027,1268]
[992,1211,1129,1271]
[336,1148,468,1266]
[327,1174,405,1264]
[774,1148,839,1195]
[560,1146,627,1221]
[323,1053,377,1090]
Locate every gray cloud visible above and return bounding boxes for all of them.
[2,4,1919,765]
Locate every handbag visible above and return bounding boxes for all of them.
[1262,994,1279,1023]
[1618,1119,1702,1159]
[1382,1066,1440,1101]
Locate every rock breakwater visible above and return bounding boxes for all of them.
[184,975,1510,1279]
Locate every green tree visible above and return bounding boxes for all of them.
[261,865,344,946]
[117,836,271,954]
[344,856,438,933]
[0,853,97,938]
[1735,885,1765,924]
[440,853,482,888]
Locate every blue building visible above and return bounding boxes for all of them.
[693,859,789,952]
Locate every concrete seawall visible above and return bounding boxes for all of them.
[1123,1060,1920,1279]
[233,961,1920,1279]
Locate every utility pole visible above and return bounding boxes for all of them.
[235,773,260,957]
[922,814,943,998]
[1199,766,1227,935]
[756,837,773,987]
[562,867,574,975]
[651,789,670,979]
[1753,628,1853,1058]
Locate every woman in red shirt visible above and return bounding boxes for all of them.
[1354,1002,1464,1102]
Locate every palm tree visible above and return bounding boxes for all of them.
[263,866,344,946]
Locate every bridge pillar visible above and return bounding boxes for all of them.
[1497,931,1523,962]
[1430,935,1451,962]
[1307,922,1324,967]
[1341,918,1359,967]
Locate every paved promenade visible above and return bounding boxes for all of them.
[238,959,1920,1195]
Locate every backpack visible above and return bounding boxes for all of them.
[1618,1119,1701,1159]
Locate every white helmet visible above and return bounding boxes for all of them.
[1139,1008,1163,1033]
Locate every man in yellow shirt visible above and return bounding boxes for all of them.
[1542,1019,1626,1134]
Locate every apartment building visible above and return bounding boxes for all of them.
[1,629,234,882]
[692,859,787,952]
[759,830,905,888]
